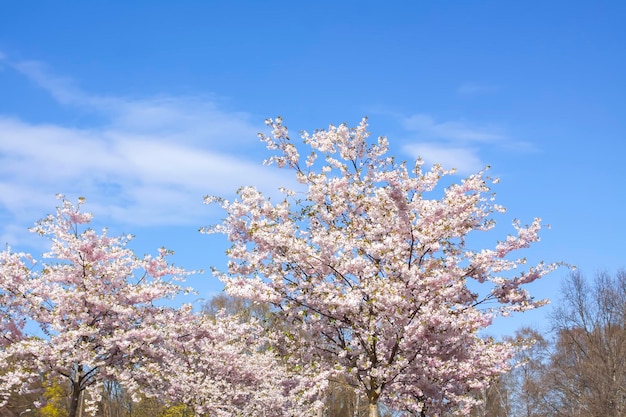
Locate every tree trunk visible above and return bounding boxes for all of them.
[367,385,381,417]
[368,403,379,417]
[68,383,81,417]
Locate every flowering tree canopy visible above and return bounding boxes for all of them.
[1,197,321,417]
[141,306,320,417]
[0,197,190,417]
[207,117,560,416]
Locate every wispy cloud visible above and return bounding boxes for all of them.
[13,60,86,105]
[403,143,484,175]
[402,114,506,143]
[11,60,256,149]
[394,113,534,176]
[0,56,288,245]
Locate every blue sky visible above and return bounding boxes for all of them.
[1,1,625,336]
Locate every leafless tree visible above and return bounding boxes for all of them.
[548,270,626,416]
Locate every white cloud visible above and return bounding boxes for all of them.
[403,143,484,175]
[11,60,256,149]
[398,113,504,175]
[402,114,506,143]
[13,60,84,105]
[396,112,534,176]
[0,57,292,245]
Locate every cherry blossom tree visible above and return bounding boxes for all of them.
[206,117,560,417]
[140,305,321,417]
[0,197,191,417]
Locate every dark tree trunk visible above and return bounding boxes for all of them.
[68,382,81,417]
[69,366,84,417]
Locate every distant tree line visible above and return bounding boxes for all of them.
[470,270,626,417]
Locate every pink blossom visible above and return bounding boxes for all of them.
[206,117,561,416]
